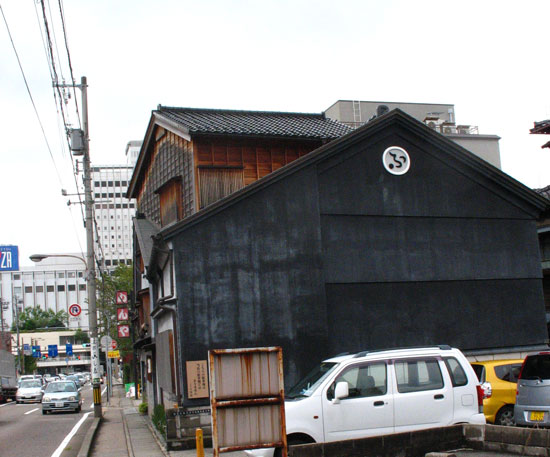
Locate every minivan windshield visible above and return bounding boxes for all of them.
[521,354,550,380]
[286,362,338,399]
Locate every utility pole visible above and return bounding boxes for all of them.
[81,76,102,418]
[55,76,101,417]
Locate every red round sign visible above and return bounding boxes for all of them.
[111,340,118,350]
[69,304,82,317]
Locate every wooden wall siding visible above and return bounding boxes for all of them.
[137,129,195,226]
[159,179,182,227]
[198,168,245,209]
[195,138,321,186]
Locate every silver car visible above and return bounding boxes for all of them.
[514,352,550,426]
[16,380,44,403]
[41,381,82,414]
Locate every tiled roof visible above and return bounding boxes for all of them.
[156,106,353,139]
[535,185,550,200]
[531,120,550,135]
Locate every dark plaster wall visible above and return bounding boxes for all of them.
[169,120,547,404]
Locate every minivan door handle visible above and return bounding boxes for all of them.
[434,394,444,400]
[373,401,384,406]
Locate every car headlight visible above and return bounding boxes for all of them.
[43,397,51,402]
[68,396,76,401]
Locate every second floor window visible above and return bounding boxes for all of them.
[157,178,182,227]
[198,167,244,209]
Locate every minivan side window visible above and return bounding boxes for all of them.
[327,362,387,400]
[521,355,550,380]
[395,358,444,393]
[444,357,468,386]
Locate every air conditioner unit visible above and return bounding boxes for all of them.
[441,123,457,134]
[456,125,472,134]
[424,117,444,130]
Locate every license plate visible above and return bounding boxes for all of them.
[530,411,544,421]
[55,402,64,408]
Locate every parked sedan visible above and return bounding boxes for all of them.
[41,381,82,414]
[16,380,44,403]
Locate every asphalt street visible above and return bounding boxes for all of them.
[0,384,96,457]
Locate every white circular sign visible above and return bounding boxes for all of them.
[382,146,410,175]
[100,335,113,348]
[69,304,82,317]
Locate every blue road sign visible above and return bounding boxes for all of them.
[32,346,41,358]
[66,343,73,356]
[48,345,58,357]
[0,245,18,271]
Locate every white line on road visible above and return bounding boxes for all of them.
[24,407,39,415]
[50,411,91,457]
[0,402,15,408]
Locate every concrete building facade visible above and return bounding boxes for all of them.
[324,100,502,169]
[0,255,88,331]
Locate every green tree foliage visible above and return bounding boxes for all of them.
[12,307,68,331]
[96,263,133,360]
[74,328,90,344]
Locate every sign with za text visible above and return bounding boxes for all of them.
[117,324,130,338]
[115,290,128,305]
[107,350,120,359]
[117,307,129,321]
[0,245,18,271]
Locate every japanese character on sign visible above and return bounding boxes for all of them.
[115,290,128,305]
[117,324,130,338]
[117,307,129,321]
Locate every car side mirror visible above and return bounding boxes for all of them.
[332,381,349,404]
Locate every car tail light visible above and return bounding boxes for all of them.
[481,381,492,399]
[476,385,484,413]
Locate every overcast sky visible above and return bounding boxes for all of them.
[1,0,550,266]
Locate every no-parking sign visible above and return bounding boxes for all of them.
[69,304,82,317]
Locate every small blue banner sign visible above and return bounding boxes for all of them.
[0,245,18,271]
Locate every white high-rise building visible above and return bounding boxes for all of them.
[0,255,88,331]
[92,141,142,270]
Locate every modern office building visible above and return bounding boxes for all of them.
[91,141,141,271]
[324,100,502,169]
[92,165,136,269]
[0,255,88,331]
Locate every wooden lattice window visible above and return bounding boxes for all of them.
[198,167,244,209]
[156,178,182,227]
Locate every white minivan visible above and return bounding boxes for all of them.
[246,345,485,457]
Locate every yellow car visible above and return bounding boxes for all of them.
[470,359,523,426]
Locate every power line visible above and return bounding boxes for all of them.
[0,2,64,188]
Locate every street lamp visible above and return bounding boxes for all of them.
[30,252,102,418]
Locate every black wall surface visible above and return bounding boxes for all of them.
[170,117,548,404]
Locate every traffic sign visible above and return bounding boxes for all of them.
[48,344,58,357]
[100,335,113,350]
[66,343,73,356]
[107,350,120,359]
[117,307,129,321]
[117,324,130,338]
[32,345,41,358]
[69,304,82,317]
[111,340,118,350]
[115,290,128,305]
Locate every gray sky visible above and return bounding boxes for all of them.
[1,0,550,266]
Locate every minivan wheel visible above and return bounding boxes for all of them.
[495,405,515,426]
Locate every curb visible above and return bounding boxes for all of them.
[76,416,102,457]
[121,407,135,457]
[143,416,170,457]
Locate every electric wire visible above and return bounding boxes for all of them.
[0,2,64,188]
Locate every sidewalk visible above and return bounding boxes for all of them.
[89,384,246,457]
